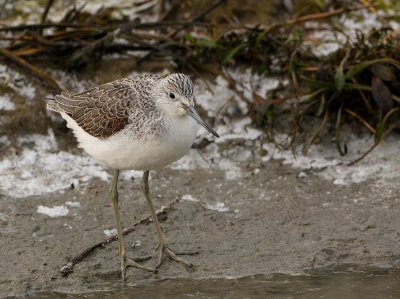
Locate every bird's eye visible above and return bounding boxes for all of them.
[169,92,175,99]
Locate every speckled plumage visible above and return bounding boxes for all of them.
[47,73,219,279]
[47,74,219,281]
[49,74,181,139]
[47,73,200,170]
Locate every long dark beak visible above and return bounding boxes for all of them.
[185,106,220,138]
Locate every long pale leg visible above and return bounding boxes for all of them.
[141,170,194,269]
[109,169,156,281]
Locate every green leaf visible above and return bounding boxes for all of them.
[346,58,400,80]
[285,30,301,45]
[255,31,266,48]
[184,34,194,43]
[196,38,216,48]
[335,66,345,91]
[343,82,372,91]
[298,89,324,104]
[335,104,347,156]
[301,77,373,92]
[316,93,326,117]
[222,43,244,65]
[335,49,350,91]
[375,108,400,141]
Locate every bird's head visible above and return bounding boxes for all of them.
[153,73,219,137]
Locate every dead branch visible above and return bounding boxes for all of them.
[169,0,226,38]
[59,198,179,277]
[346,142,379,166]
[0,48,63,91]
[66,30,115,68]
[0,21,209,32]
[287,8,345,25]
[263,5,369,35]
[41,0,55,24]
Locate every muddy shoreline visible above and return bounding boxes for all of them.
[1,1,400,297]
[1,158,400,297]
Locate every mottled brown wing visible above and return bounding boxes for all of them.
[54,83,136,139]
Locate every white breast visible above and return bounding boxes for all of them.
[61,112,198,171]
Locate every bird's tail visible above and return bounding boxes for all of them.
[46,92,77,115]
[45,95,63,114]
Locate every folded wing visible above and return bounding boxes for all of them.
[49,82,136,139]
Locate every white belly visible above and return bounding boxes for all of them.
[61,112,198,170]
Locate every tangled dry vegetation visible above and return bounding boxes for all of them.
[0,0,399,157]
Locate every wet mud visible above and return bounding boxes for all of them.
[1,159,400,297]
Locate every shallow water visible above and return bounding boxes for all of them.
[13,268,400,299]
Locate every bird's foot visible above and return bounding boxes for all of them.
[120,255,156,281]
[156,243,198,269]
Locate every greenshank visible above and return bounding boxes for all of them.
[47,73,219,281]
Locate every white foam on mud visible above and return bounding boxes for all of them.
[37,205,69,217]
[0,64,36,100]
[195,68,283,117]
[181,194,198,202]
[46,69,97,94]
[203,202,229,212]
[181,194,230,213]
[182,70,275,180]
[0,122,206,198]
[104,229,117,237]
[2,0,157,26]
[171,143,247,181]
[0,95,15,111]
[172,115,262,181]
[0,129,110,198]
[262,133,400,186]
[75,0,158,22]
[306,8,400,56]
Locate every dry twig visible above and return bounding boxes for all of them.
[41,0,55,24]
[0,48,63,91]
[60,198,179,277]
[169,0,226,38]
